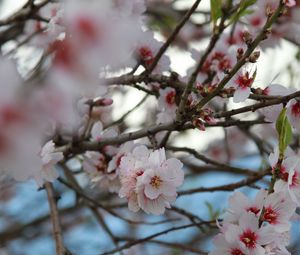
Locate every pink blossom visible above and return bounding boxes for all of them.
[260,84,294,122]
[287,99,300,132]
[119,145,184,215]
[260,192,295,232]
[231,66,256,103]
[83,151,120,193]
[209,233,248,255]
[34,140,64,187]
[269,148,300,205]
[224,189,267,223]
[225,213,276,255]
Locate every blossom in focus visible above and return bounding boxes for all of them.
[119,145,184,215]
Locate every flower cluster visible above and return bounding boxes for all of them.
[118,145,184,215]
[209,146,299,255]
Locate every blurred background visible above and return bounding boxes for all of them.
[1,0,300,254]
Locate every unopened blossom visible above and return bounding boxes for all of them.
[119,145,184,215]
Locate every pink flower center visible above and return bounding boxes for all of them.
[116,153,125,167]
[278,166,300,187]
[246,206,260,215]
[262,207,278,224]
[138,46,154,66]
[231,248,246,255]
[239,229,257,249]
[165,91,176,105]
[218,58,231,71]
[150,175,163,189]
[235,72,254,89]
[96,155,107,172]
[291,102,300,117]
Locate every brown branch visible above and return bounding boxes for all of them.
[0,0,52,26]
[178,169,270,196]
[45,182,65,255]
[101,221,213,255]
[176,8,228,122]
[167,146,258,176]
[119,238,207,255]
[215,90,300,119]
[194,1,286,111]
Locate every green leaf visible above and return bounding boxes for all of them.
[276,108,293,157]
[210,0,222,24]
[228,0,257,25]
[205,201,220,220]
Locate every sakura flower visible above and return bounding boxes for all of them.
[287,99,300,132]
[269,149,300,205]
[107,141,135,173]
[230,66,256,103]
[225,212,276,255]
[224,189,267,223]
[90,121,118,156]
[82,121,119,192]
[119,145,184,215]
[156,87,177,124]
[34,140,64,187]
[260,84,294,122]
[158,87,177,113]
[261,192,296,232]
[119,145,150,211]
[209,233,248,255]
[264,231,291,255]
[83,151,120,193]
[135,31,170,72]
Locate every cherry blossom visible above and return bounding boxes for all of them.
[230,66,256,103]
[260,192,295,232]
[287,99,300,132]
[119,145,184,215]
[225,213,276,255]
[224,189,267,223]
[269,147,300,206]
[34,140,64,187]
